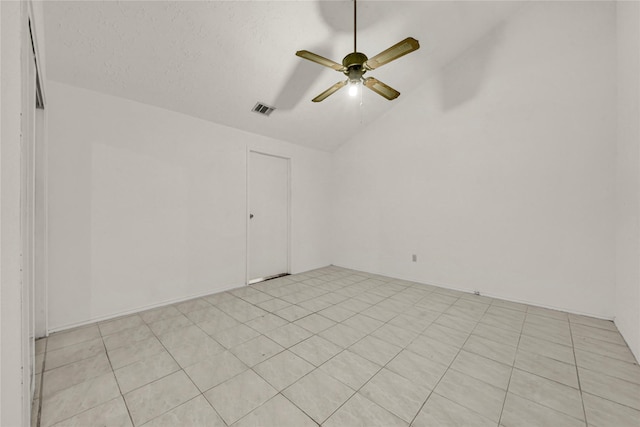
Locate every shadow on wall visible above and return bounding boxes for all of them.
[441,22,506,111]
[273,43,329,110]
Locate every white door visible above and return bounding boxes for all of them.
[248,152,289,282]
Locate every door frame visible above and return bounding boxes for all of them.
[245,149,291,285]
[1,2,47,424]
[28,5,48,341]
[21,2,47,422]
[21,27,37,412]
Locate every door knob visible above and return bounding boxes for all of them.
[250,213,254,219]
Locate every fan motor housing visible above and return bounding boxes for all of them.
[342,52,368,69]
[343,52,368,82]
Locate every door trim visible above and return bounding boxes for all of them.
[28,8,48,339]
[245,149,291,286]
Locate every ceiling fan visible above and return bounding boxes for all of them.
[296,0,420,102]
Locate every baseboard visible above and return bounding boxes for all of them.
[330,263,615,321]
[48,266,616,334]
[47,282,246,334]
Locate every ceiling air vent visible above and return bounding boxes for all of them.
[252,102,276,117]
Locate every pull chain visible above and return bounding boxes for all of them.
[360,82,364,124]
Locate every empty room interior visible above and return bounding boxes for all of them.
[2,0,640,426]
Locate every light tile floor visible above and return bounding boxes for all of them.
[32,266,640,427]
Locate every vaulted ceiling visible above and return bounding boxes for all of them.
[43,1,522,151]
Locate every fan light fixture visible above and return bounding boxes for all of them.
[295,0,420,102]
[348,82,360,97]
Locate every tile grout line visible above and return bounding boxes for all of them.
[39,328,125,427]
[36,336,91,426]
[186,279,357,426]
[37,267,639,426]
[568,317,590,426]
[407,297,494,426]
[248,275,398,425]
[234,272,369,425]
[137,303,231,426]
[40,276,438,427]
[244,273,432,425]
[495,303,527,427]
[98,327,136,427]
[499,312,594,426]
[35,338,47,427]
[48,307,224,426]
[318,278,434,423]
[345,280,505,424]
[404,307,459,426]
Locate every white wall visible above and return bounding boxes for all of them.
[47,81,331,331]
[332,1,617,318]
[615,0,640,360]
[1,3,25,425]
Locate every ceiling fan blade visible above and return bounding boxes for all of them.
[364,37,420,70]
[296,50,346,71]
[363,77,400,100]
[312,80,348,102]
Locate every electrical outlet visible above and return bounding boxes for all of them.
[412,254,417,262]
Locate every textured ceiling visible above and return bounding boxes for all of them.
[42,1,522,151]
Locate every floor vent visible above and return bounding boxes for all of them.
[252,102,276,117]
[248,273,290,285]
